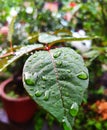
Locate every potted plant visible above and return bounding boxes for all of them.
[0,28,97,129]
[0,76,38,123]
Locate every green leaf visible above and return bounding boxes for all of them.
[23,47,89,128]
[0,44,43,72]
[38,33,99,45]
[38,33,61,44]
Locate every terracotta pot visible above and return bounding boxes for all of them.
[0,77,37,123]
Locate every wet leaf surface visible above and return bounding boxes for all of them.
[23,47,89,129]
[0,44,43,72]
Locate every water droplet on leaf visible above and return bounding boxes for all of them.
[30,52,33,55]
[62,117,72,130]
[53,51,61,58]
[24,72,35,86]
[35,90,42,97]
[52,91,55,94]
[56,61,62,66]
[70,102,79,117]
[30,88,34,91]
[77,71,88,80]
[44,90,50,101]
[34,72,38,79]
[42,76,47,81]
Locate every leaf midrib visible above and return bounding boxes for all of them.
[48,49,66,116]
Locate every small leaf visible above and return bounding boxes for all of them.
[0,44,43,72]
[38,33,61,44]
[23,47,89,127]
[38,33,98,46]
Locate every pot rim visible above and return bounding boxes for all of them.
[0,77,30,102]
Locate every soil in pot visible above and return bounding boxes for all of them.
[5,79,28,99]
